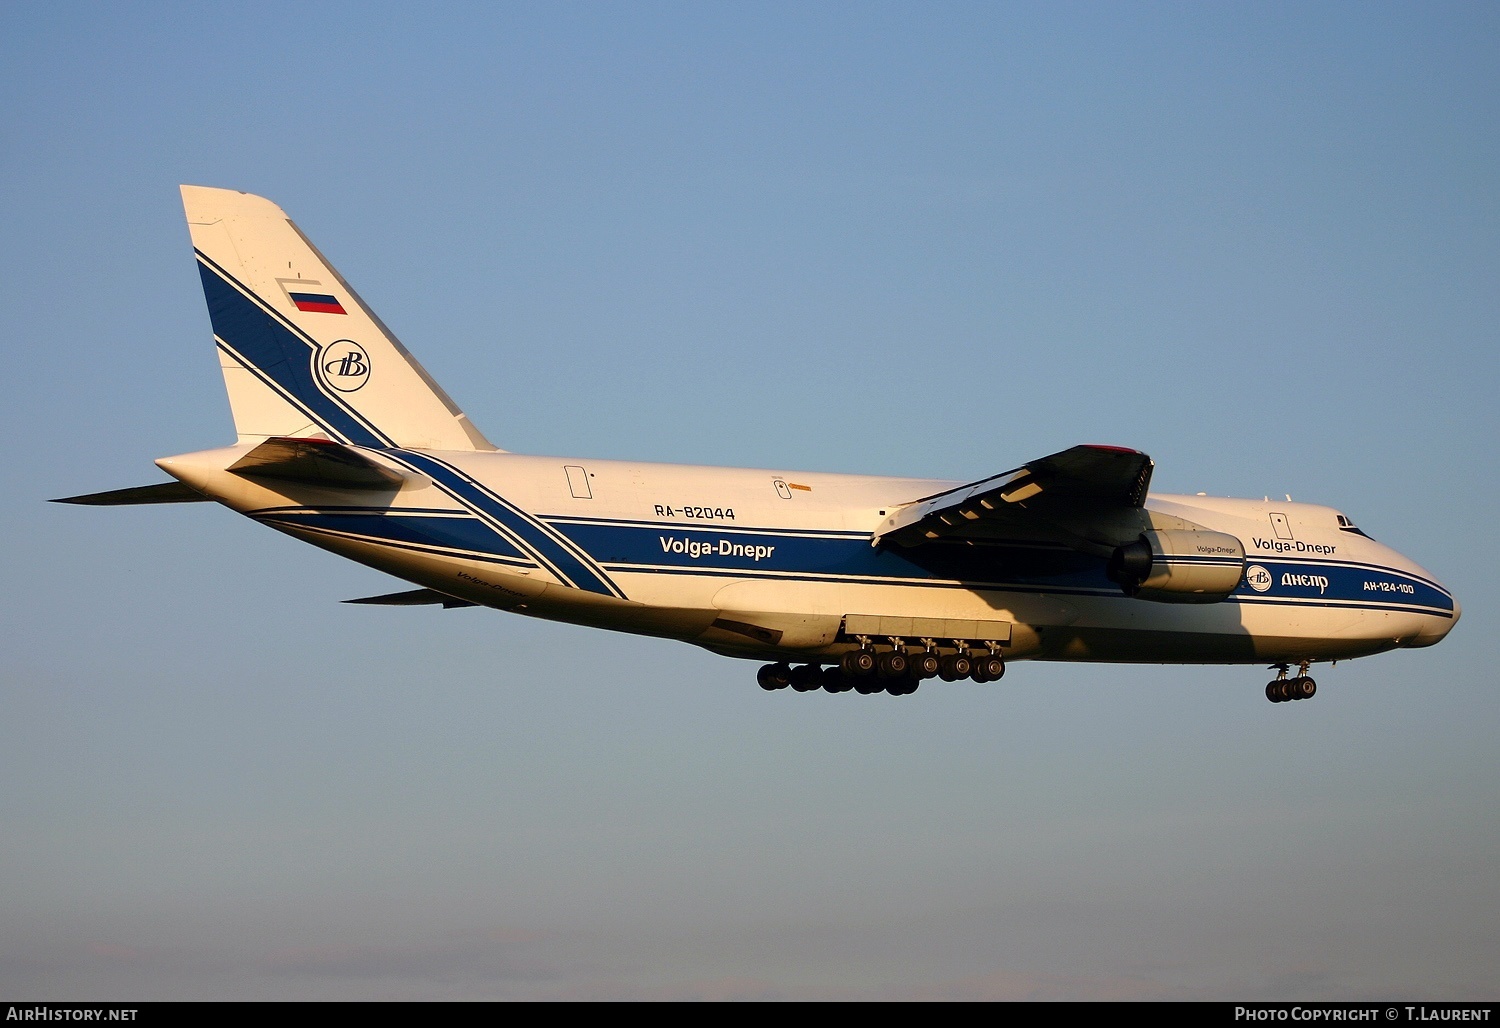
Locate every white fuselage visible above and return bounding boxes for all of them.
[159,446,1459,667]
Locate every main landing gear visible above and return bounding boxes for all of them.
[1266,660,1317,703]
[757,640,1005,696]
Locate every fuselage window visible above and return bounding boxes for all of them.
[565,465,592,499]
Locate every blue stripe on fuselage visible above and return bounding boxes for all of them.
[546,517,1107,592]
[254,508,532,565]
[247,500,1450,616]
[1233,557,1454,615]
[385,451,625,598]
[545,516,1454,613]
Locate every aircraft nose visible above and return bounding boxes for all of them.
[1404,592,1460,648]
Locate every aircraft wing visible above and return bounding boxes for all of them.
[873,445,1155,552]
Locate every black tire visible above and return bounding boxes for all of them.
[877,650,909,678]
[1294,676,1317,699]
[843,649,876,676]
[912,651,941,679]
[822,666,850,693]
[1266,681,1282,703]
[940,654,972,681]
[757,663,791,690]
[975,654,1005,680]
[854,676,884,695]
[791,664,822,692]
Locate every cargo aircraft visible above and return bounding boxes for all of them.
[56,187,1460,702]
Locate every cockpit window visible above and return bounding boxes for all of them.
[1336,513,1372,539]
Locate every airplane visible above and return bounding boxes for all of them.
[55,186,1460,703]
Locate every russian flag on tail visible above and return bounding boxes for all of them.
[288,290,347,315]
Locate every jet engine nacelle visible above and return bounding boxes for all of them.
[1107,529,1246,604]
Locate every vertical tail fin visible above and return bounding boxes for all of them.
[182,185,498,452]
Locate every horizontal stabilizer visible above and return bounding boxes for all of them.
[343,588,476,608]
[52,481,208,505]
[228,437,406,490]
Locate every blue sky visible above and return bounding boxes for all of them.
[2,1,1496,999]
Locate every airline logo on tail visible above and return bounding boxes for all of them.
[317,340,371,393]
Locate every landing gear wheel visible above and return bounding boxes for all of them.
[790,664,823,692]
[854,676,884,695]
[1265,681,1283,703]
[911,651,941,679]
[887,676,919,696]
[1292,676,1316,700]
[877,650,909,679]
[938,654,972,681]
[974,654,1005,681]
[822,666,851,693]
[758,663,791,690]
[842,649,876,677]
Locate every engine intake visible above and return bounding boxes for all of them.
[1107,530,1245,603]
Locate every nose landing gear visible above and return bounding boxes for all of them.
[1266,661,1317,703]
